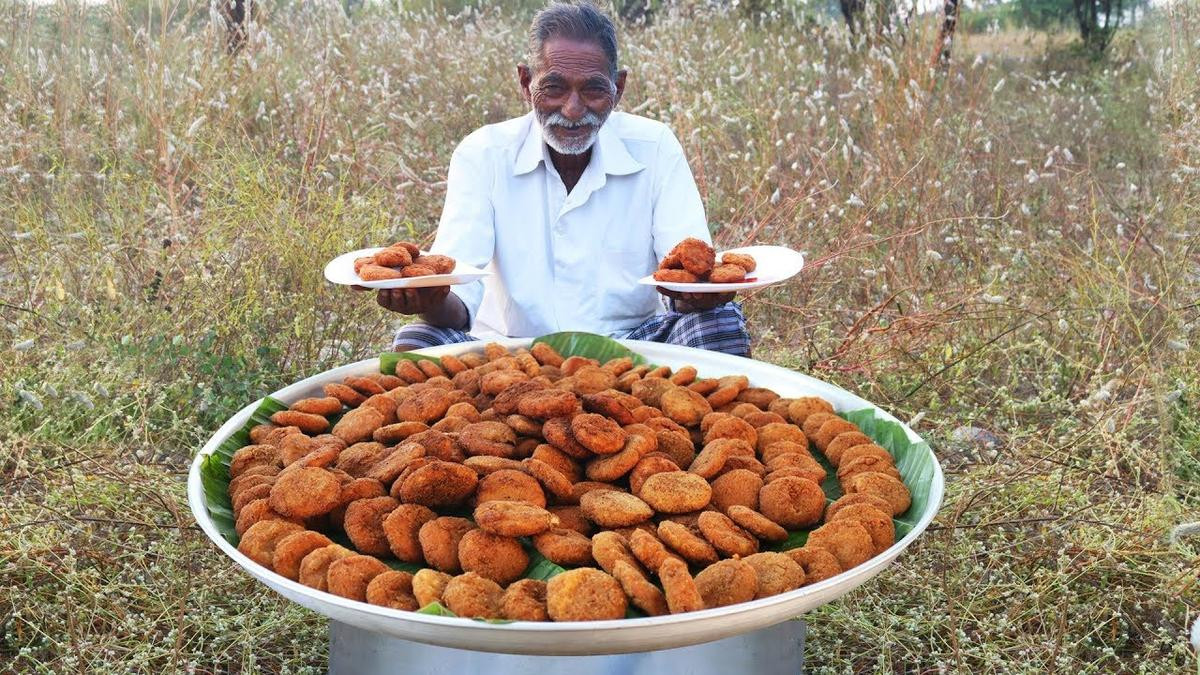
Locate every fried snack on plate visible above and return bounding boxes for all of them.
[657,520,719,566]
[825,492,894,521]
[273,531,334,581]
[828,503,895,555]
[660,386,713,427]
[414,254,456,275]
[546,568,627,621]
[590,531,642,575]
[366,570,419,611]
[373,245,412,268]
[401,264,437,278]
[786,546,842,585]
[473,500,558,537]
[710,468,763,512]
[758,476,825,528]
[708,264,747,284]
[579,490,654,528]
[269,467,342,519]
[694,558,757,608]
[612,560,669,616]
[501,579,549,621]
[844,471,911,516]
[786,396,835,426]
[721,252,757,273]
[628,528,684,573]
[807,520,874,570]
[343,496,399,556]
[382,503,438,563]
[638,471,712,514]
[457,530,529,585]
[290,396,343,416]
[237,519,305,569]
[653,269,699,283]
[665,238,716,277]
[532,528,594,566]
[398,460,478,507]
[628,455,680,496]
[442,572,504,619]
[475,469,546,507]
[235,498,302,537]
[327,554,390,601]
[359,264,404,281]
[697,511,759,558]
[742,552,804,598]
[418,517,474,574]
[726,505,789,543]
[298,544,354,591]
[658,557,705,614]
[412,568,452,607]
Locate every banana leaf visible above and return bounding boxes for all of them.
[379,350,444,376]
[533,331,651,366]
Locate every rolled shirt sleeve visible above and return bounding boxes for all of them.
[651,126,712,261]
[429,140,495,328]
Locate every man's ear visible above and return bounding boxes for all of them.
[613,68,628,107]
[518,64,533,105]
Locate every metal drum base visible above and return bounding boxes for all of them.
[328,618,806,675]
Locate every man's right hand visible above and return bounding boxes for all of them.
[352,284,469,331]
[370,286,452,315]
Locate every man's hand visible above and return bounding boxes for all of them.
[352,284,469,331]
[657,288,736,312]
[376,286,451,315]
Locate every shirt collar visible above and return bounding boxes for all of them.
[512,112,644,177]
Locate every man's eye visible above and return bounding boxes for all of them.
[541,84,564,95]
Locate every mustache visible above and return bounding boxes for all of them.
[543,111,602,129]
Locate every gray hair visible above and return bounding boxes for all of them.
[528,1,619,81]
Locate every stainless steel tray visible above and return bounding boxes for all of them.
[187,339,944,656]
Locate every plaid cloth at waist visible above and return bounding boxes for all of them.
[393,302,750,357]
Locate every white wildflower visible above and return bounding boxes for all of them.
[14,338,34,351]
[186,116,206,138]
[982,294,1005,304]
[18,390,43,411]
[846,193,865,208]
[925,250,943,262]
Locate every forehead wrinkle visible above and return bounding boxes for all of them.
[536,39,612,81]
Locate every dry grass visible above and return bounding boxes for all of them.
[1,1,1198,671]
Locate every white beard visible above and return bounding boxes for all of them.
[537,109,606,155]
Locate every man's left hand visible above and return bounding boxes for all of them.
[657,288,736,312]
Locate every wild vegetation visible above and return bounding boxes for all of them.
[1,1,1197,671]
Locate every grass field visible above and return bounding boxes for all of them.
[2,1,1198,672]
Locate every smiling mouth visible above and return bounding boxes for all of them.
[553,125,593,137]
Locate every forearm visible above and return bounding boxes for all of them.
[420,292,470,330]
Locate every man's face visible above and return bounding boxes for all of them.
[519,38,626,155]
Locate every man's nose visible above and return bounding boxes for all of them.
[561,91,586,121]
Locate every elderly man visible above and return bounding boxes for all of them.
[378,1,749,357]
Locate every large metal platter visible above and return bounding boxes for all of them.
[187,339,944,656]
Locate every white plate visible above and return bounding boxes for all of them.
[638,245,804,293]
[324,247,490,289]
[188,339,943,656]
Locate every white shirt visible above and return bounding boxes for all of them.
[429,111,711,338]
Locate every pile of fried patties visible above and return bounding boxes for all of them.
[652,237,757,284]
[228,343,911,621]
[353,241,456,281]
